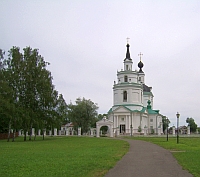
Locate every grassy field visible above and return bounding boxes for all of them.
[127,136,200,177]
[0,136,129,177]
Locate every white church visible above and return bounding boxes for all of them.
[97,42,163,137]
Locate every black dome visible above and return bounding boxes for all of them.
[138,60,144,68]
[138,60,144,72]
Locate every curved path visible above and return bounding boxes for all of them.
[104,139,193,177]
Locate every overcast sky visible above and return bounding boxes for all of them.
[1,0,200,127]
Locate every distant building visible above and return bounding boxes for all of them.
[61,122,74,135]
[107,42,163,135]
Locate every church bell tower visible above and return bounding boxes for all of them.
[123,43,133,71]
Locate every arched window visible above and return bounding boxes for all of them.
[124,75,128,82]
[123,91,127,102]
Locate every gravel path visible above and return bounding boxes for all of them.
[104,139,193,177]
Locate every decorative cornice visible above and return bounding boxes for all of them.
[143,91,153,96]
[117,70,137,75]
[113,83,142,89]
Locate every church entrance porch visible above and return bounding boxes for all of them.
[96,116,113,137]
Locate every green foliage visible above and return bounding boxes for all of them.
[0,47,67,140]
[162,116,170,133]
[138,126,141,133]
[198,127,200,134]
[98,113,107,120]
[186,118,198,133]
[128,137,200,177]
[100,126,108,135]
[0,136,129,177]
[67,97,98,134]
[0,49,5,69]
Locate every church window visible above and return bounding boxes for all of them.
[121,118,124,121]
[150,119,153,122]
[124,75,128,82]
[123,91,127,102]
[138,77,141,81]
[150,126,153,130]
[126,65,128,70]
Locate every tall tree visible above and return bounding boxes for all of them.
[186,117,197,133]
[68,97,98,134]
[55,94,68,126]
[3,47,23,141]
[1,46,67,141]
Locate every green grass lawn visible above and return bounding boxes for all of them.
[0,136,129,177]
[127,136,200,177]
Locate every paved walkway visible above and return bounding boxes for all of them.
[104,139,193,177]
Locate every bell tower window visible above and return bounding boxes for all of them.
[124,75,128,82]
[126,65,128,70]
[123,91,127,102]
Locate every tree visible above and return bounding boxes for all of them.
[162,116,170,133]
[138,126,142,133]
[97,113,107,120]
[67,97,98,134]
[0,49,13,133]
[0,46,67,141]
[197,127,200,134]
[186,118,197,133]
[56,94,68,126]
[0,49,5,69]
[0,47,22,141]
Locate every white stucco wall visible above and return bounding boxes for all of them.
[113,87,143,106]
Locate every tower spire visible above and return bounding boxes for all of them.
[125,37,131,60]
[124,38,133,70]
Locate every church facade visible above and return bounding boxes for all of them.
[107,43,163,135]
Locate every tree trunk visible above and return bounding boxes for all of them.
[12,129,16,142]
[24,130,27,141]
[42,131,44,140]
[7,120,11,142]
[12,119,17,142]
[34,133,36,141]
[7,130,10,142]
[29,124,32,141]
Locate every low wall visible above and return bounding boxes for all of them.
[0,132,19,139]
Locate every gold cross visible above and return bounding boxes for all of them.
[138,52,143,61]
[126,37,130,44]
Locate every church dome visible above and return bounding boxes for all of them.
[138,60,143,68]
[138,60,144,72]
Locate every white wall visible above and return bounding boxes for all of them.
[113,87,143,105]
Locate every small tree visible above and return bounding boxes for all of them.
[67,97,98,134]
[138,126,142,133]
[162,116,170,133]
[186,118,198,133]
